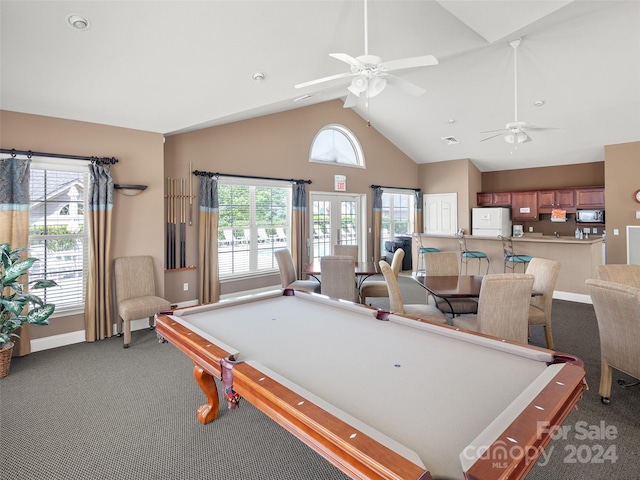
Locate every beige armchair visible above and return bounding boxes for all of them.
[320,255,358,302]
[274,248,321,294]
[586,279,640,404]
[360,248,404,305]
[423,251,478,315]
[596,264,640,287]
[380,260,447,324]
[525,257,561,349]
[453,274,534,344]
[114,256,171,348]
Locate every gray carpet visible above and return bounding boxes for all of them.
[1,276,638,479]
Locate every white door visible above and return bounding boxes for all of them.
[424,193,457,235]
[310,193,365,261]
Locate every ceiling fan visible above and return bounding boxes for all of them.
[294,0,438,108]
[479,38,556,144]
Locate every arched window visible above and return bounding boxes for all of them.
[309,124,365,168]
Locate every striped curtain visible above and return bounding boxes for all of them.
[0,156,32,356]
[414,190,423,234]
[198,176,219,303]
[372,186,383,270]
[84,163,114,342]
[291,182,308,279]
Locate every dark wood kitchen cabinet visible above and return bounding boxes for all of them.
[511,191,539,221]
[575,187,605,209]
[538,189,575,213]
[477,191,512,207]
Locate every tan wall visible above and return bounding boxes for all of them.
[481,162,605,191]
[164,100,420,301]
[0,110,165,339]
[604,142,640,264]
[418,158,480,233]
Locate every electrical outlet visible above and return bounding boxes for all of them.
[613,229,619,236]
[636,211,640,219]
[583,227,590,234]
[593,228,598,234]
[183,283,188,291]
[528,227,533,232]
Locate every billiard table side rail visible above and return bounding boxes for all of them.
[155,308,433,480]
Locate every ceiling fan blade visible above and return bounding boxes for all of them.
[480,133,506,142]
[379,55,438,71]
[385,74,425,96]
[294,72,354,89]
[478,128,507,134]
[329,53,365,69]
[524,125,560,131]
[343,92,359,108]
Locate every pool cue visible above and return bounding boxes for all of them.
[170,178,176,269]
[180,178,186,268]
[188,162,193,226]
[166,178,170,269]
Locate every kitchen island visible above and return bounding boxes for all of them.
[414,234,604,302]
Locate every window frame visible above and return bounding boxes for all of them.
[28,156,90,317]
[308,124,365,169]
[217,177,292,280]
[381,189,415,249]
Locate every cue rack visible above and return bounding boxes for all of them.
[165,162,196,271]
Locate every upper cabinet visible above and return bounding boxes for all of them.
[511,191,539,221]
[477,191,512,207]
[538,189,575,214]
[477,186,604,221]
[575,187,605,209]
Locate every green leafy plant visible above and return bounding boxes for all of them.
[0,243,58,347]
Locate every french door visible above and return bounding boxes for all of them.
[309,193,365,261]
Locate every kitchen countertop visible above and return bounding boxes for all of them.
[419,233,604,244]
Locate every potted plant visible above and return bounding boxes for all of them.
[0,243,58,378]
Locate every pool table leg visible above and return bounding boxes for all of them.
[193,365,220,424]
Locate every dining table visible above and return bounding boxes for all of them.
[303,259,378,289]
[414,274,541,317]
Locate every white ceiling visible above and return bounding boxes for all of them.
[1,0,639,172]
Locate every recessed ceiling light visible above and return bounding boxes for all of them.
[67,14,90,31]
[252,72,265,82]
[448,118,456,124]
[534,100,545,107]
[441,136,459,145]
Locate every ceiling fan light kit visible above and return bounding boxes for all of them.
[294,0,437,108]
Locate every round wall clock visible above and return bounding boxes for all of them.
[635,189,640,203]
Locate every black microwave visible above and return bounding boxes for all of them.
[576,209,605,224]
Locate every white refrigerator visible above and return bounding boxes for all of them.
[472,207,512,237]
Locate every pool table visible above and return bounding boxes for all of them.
[156,289,585,480]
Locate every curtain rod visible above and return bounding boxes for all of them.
[0,148,118,164]
[193,170,311,185]
[371,184,421,192]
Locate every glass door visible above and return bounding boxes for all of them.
[310,193,364,261]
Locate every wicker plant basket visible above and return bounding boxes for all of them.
[0,342,14,379]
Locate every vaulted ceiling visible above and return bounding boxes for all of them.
[1,0,639,171]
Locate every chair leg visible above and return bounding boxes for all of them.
[148,315,155,329]
[599,361,613,404]
[543,323,554,350]
[123,320,131,348]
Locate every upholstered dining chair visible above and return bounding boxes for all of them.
[320,255,358,302]
[453,273,534,344]
[333,244,358,260]
[597,264,640,287]
[360,248,404,305]
[380,260,447,324]
[499,235,533,273]
[274,248,321,294]
[457,234,489,274]
[586,279,640,404]
[423,252,478,316]
[114,256,171,348]
[525,257,561,349]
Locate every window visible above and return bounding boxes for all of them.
[218,179,291,278]
[309,124,365,168]
[381,191,414,248]
[28,159,89,314]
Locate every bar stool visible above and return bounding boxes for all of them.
[414,233,439,275]
[457,234,490,274]
[499,235,533,272]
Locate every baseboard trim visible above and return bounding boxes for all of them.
[30,299,201,353]
[553,291,592,304]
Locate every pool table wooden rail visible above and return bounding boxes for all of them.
[156,304,432,480]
